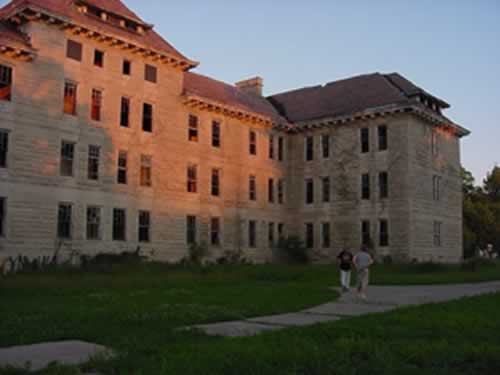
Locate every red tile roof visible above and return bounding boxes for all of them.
[79,0,144,24]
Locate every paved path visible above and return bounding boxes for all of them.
[191,281,500,337]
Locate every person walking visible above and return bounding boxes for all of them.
[354,245,374,301]
[337,249,353,293]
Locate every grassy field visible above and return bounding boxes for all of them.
[1,262,500,374]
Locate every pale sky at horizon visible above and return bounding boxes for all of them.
[1,0,498,183]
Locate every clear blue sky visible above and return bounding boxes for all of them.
[3,0,499,182]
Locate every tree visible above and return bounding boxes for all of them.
[483,165,500,201]
[461,167,476,196]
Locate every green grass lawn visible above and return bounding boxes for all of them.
[1,262,500,374]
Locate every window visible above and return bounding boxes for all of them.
[87,145,100,180]
[212,121,221,147]
[278,179,285,204]
[64,81,77,115]
[86,206,101,240]
[91,89,102,121]
[0,197,5,237]
[305,136,314,161]
[113,209,126,241]
[278,223,284,239]
[138,211,151,243]
[305,178,314,204]
[321,135,330,159]
[123,60,131,75]
[361,128,370,153]
[66,40,82,61]
[269,135,274,159]
[249,175,257,201]
[278,137,284,161]
[60,141,75,177]
[187,215,197,245]
[378,125,388,151]
[188,115,198,142]
[140,155,152,187]
[145,64,157,83]
[433,221,442,247]
[432,130,439,157]
[248,220,257,248]
[0,64,12,101]
[361,220,371,247]
[187,164,197,193]
[142,103,153,132]
[305,223,314,249]
[94,50,104,67]
[249,131,257,155]
[433,175,442,201]
[321,222,331,248]
[380,219,389,247]
[120,97,130,127]
[211,169,220,197]
[57,203,72,239]
[379,172,388,199]
[0,130,8,168]
[117,151,128,184]
[268,178,275,203]
[321,177,331,203]
[268,222,275,248]
[211,217,221,246]
[361,174,370,200]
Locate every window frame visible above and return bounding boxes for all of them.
[63,81,78,116]
[120,97,130,127]
[142,103,153,133]
[249,175,257,201]
[86,206,101,240]
[122,60,132,76]
[321,176,331,203]
[93,49,104,68]
[112,208,127,241]
[268,222,275,248]
[210,217,221,247]
[186,215,197,245]
[379,219,389,247]
[57,203,73,239]
[138,210,151,243]
[268,178,275,203]
[305,222,314,249]
[361,220,371,247]
[361,173,370,200]
[91,88,102,122]
[187,164,198,193]
[379,172,389,199]
[321,222,331,248]
[249,130,257,155]
[305,178,314,205]
[378,125,388,151]
[269,135,275,160]
[248,220,257,248]
[188,115,199,142]
[0,64,13,101]
[140,155,152,187]
[60,141,75,177]
[66,39,82,62]
[211,168,221,197]
[117,151,128,185]
[0,129,9,168]
[144,64,158,83]
[87,145,100,181]
[321,134,330,159]
[278,137,284,162]
[212,120,221,148]
[305,136,314,161]
[361,128,370,153]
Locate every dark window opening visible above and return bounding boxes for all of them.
[362,174,370,200]
[140,155,152,187]
[113,209,126,241]
[211,217,221,246]
[120,97,130,127]
[268,178,274,203]
[86,206,101,240]
[322,135,330,159]
[379,172,388,199]
[60,141,75,177]
[188,115,198,142]
[142,103,153,132]
[145,64,157,83]
[305,223,314,249]
[0,64,12,101]
[187,215,197,244]
[66,40,82,61]
[249,131,257,155]
[322,222,331,248]
[57,203,72,239]
[380,220,389,247]
[0,197,5,237]
[139,211,151,243]
[117,151,128,184]
[268,222,275,248]
[249,220,257,248]
[278,137,284,161]
[94,50,104,67]
[187,165,197,193]
[305,179,314,204]
[322,177,331,203]
[305,136,314,161]
[361,128,370,153]
[434,221,442,247]
[211,169,220,197]
[278,179,284,204]
[64,81,77,115]
[269,135,274,159]
[378,125,388,151]
[91,89,102,121]
[87,145,100,180]
[0,130,9,168]
[212,121,221,147]
[249,176,257,201]
[362,220,371,247]
[123,60,131,75]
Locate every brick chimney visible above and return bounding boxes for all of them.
[235,77,264,96]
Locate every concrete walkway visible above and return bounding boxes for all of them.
[191,281,500,337]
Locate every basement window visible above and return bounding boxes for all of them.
[0,64,12,101]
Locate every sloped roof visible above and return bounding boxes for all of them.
[267,73,449,123]
[184,72,285,122]
[0,0,193,64]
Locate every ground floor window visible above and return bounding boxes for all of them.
[211,217,221,246]
[86,206,101,240]
[139,211,151,243]
[187,215,197,245]
[305,223,314,249]
[249,220,257,248]
[321,222,331,248]
[433,221,442,247]
[57,203,72,239]
[361,220,371,247]
[268,222,275,248]
[113,209,126,241]
[379,219,389,247]
[0,197,5,237]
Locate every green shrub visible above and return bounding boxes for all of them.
[187,241,209,265]
[274,236,310,264]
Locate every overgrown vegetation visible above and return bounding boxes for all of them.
[274,236,310,263]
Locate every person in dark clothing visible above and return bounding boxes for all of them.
[337,249,354,292]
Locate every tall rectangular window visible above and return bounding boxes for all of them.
[379,219,389,247]
[60,141,75,177]
[0,130,8,168]
[305,136,314,161]
[122,60,131,75]
[138,210,151,243]
[248,220,257,248]
[433,221,442,247]
[211,169,220,197]
[305,178,314,204]
[120,97,130,127]
[268,178,275,203]
[379,172,388,199]
[249,131,257,155]
[269,135,275,159]
[211,217,221,246]
[249,175,257,201]
[432,130,439,157]
[142,103,153,132]
[278,137,284,161]
[305,223,314,249]
[66,40,82,61]
[94,50,104,67]
[91,89,102,121]
[361,128,370,153]
[64,81,77,115]
[361,174,370,200]
[87,145,100,180]
[278,223,284,239]
[433,175,442,201]
[0,64,12,101]
[113,208,126,241]
[187,164,197,193]
[278,179,285,204]
[378,125,388,151]
[212,121,221,147]
[145,64,157,83]
[140,155,152,187]
[188,115,198,142]
[321,222,331,248]
[361,220,371,246]
[0,197,5,237]
[268,222,275,248]
[321,135,330,159]
[117,151,128,184]
[86,206,101,240]
[187,215,197,244]
[57,203,72,239]
[322,177,331,203]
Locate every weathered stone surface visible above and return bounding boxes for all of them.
[248,312,341,326]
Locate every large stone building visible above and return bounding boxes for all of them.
[0,0,469,264]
